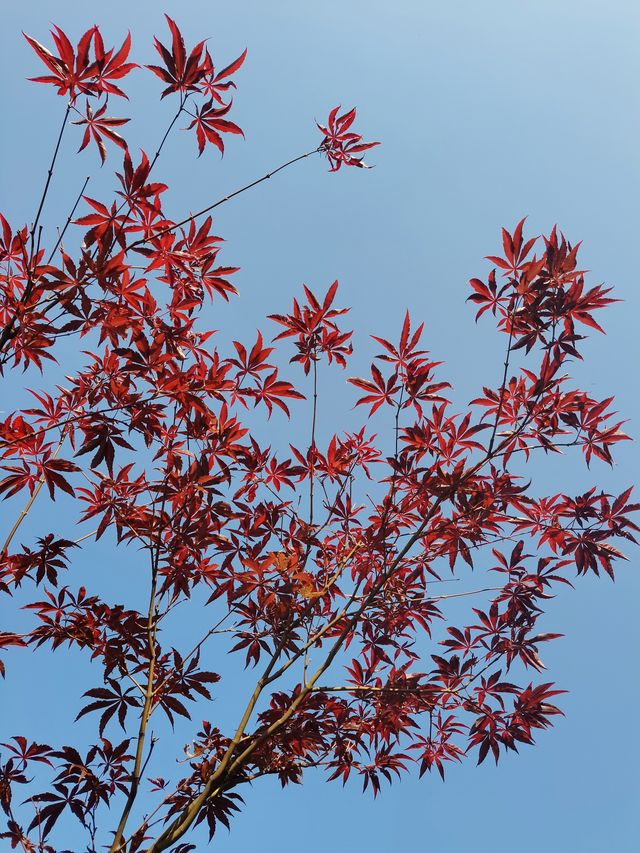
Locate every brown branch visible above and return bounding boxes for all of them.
[109,545,160,852]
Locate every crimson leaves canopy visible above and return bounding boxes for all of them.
[0,15,636,853]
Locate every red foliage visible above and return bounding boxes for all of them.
[0,16,635,853]
[317,106,379,171]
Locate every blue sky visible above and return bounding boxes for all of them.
[1,1,639,851]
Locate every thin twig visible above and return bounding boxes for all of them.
[30,102,71,255]
[46,175,91,263]
[125,148,321,254]
[0,434,66,556]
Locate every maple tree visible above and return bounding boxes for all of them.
[0,15,637,853]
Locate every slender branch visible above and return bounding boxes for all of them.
[105,97,187,259]
[126,148,321,254]
[30,102,71,256]
[73,530,99,545]
[309,356,318,530]
[46,175,91,263]
[487,294,520,454]
[313,684,439,694]
[356,586,502,605]
[0,434,65,556]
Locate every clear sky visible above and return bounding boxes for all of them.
[1,1,639,851]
